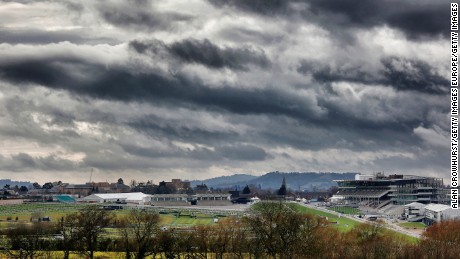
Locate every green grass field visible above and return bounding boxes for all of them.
[287,203,359,231]
[160,214,215,226]
[328,206,361,215]
[0,203,86,221]
[0,203,221,229]
[286,203,419,243]
[400,222,426,230]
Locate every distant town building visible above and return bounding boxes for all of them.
[57,180,130,196]
[194,183,209,194]
[171,179,191,191]
[58,184,92,196]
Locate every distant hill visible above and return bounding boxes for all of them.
[0,179,32,188]
[190,174,258,188]
[191,172,357,191]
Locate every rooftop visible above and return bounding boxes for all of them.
[424,204,450,212]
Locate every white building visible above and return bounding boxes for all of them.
[424,204,460,225]
[403,202,426,221]
[80,192,151,205]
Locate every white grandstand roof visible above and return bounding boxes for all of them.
[404,202,426,208]
[83,192,150,201]
[424,204,450,212]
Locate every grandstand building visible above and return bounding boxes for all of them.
[334,173,449,208]
[151,193,231,206]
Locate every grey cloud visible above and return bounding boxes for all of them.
[0,57,320,121]
[308,0,449,39]
[0,52,446,155]
[209,0,290,16]
[120,143,268,162]
[215,144,269,161]
[218,27,285,45]
[297,61,377,85]
[298,57,449,94]
[128,116,240,146]
[210,0,450,39]
[0,153,80,172]
[381,57,448,94]
[130,38,271,71]
[0,0,450,180]
[0,28,119,45]
[96,0,192,31]
[168,39,271,70]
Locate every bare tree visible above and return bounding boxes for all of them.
[244,202,329,259]
[72,206,113,259]
[58,214,79,259]
[119,209,160,259]
[420,220,460,259]
[2,222,52,259]
[158,229,179,259]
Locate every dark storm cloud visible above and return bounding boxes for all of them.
[0,28,119,45]
[0,0,450,180]
[215,144,269,161]
[168,39,270,70]
[0,60,78,89]
[308,0,449,39]
[128,115,240,145]
[209,0,290,15]
[120,142,268,162]
[0,0,47,3]
[381,57,448,94]
[0,153,80,171]
[218,26,285,45]
[130,38,271,70]
[298,57,449,94]
[210,0,449,39]
[0,52,442,158]
[96,0,192,31]
[297,61,377,85]
[0,57,319,121]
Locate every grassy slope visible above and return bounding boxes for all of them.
[400,222,426,229]
[328,206,361,215]
[160,214,214,226]
[0,204,217,228]
[287,203,419,243]
[287,203,359,231]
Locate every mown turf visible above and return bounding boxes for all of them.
[328,206,361,215]
[287,203,420,243]
[400,222,426,229]
[160,214,214,226]
[0,203,222,231]
[287,203,359,231]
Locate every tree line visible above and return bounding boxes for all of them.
[0,202,459,259]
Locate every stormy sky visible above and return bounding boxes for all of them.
[0,0,452,184]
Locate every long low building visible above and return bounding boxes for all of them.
[151,193,231,206]
[80,192,151,205]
